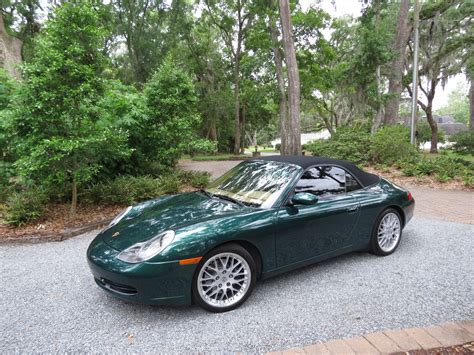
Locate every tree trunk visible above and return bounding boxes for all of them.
[371,1,384,133]
[233,57,241,154]
[278,0,301,156]
[240,102,246,154]
[426,106,438,153]
[470,77,474,130]
[384,0,410,125]
[71,174,77,218]
[0,15,23,79]
[269,13,289,156]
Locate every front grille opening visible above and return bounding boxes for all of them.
[96,277,137,295]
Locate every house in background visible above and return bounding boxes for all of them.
[403,114,468,136]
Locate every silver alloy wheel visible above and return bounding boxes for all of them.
[197,252,251,308]
[377,212,401,253]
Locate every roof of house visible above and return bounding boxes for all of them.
[253,155,380,187]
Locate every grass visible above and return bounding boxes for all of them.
[245,146,277,153]
[191,154,250,161]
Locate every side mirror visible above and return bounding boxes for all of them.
[291,192,318,206]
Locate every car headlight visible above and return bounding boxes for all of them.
[116,230,175,263]
[107,206,132,229]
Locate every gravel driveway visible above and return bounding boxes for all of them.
[2,217,473,352]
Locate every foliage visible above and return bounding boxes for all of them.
[10,3,130,212]
[370,125,418,165]
[435,83,470,124]
[186,139,218,157]
[398,155,473,184]
[83,171,210,205]
[416,120,445,145]
[142,58,201,167]
[307,125,372,164]
[0,69,17,110]
[451,130,474,155]
[5,187,47,226]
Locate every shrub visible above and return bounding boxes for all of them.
[83,170,210,205]
[416,120,445,144]
[176,169,210,188]
[84,175,162,205]
[186,139,218,157]
[397,154,473,186]
[370,125,418,165]
[275,143,281,151]
[451,130,474,155]
[142,58,201,167]
[306,125,372,164]
[5,188,48,226]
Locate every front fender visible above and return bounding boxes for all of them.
[153,208,278,272]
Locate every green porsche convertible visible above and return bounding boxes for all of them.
[87,156,414,312]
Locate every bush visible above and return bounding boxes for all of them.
[451,130,474,155]
[370,125,418,165]
[275,143,281,151]
[186,139,218,157]
[83,170,210,205]
[176,169,210,188]
[307,125,372,164]
[416,120,445,144]
[397,154,473,185]
[84,176,162,205]
[5,188,48,226]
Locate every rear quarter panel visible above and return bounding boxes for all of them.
[350,178,412,249]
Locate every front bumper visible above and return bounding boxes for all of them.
[87,235,197,306]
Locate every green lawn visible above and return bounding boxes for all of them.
[190,154,250,161]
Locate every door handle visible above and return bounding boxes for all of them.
[347,206,358,213]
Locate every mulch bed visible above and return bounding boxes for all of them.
[0,203,124,243]
[367,166,473,191]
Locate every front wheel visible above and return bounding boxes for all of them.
[371,208,403,256]
[192,244,256,312]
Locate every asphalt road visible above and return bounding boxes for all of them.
[2,217,473,353]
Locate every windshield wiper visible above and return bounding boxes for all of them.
[213,193,245,207]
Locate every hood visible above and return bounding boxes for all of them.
[101,191,248,251]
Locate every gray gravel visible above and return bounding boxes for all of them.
[1,217,473,353]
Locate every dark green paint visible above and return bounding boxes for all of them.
[291,192,319,205]
[87,164,414,306]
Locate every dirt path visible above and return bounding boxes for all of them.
[178,160,474,224]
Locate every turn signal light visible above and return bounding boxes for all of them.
[179,257,203,265]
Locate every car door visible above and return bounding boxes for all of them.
[275,166,361,267]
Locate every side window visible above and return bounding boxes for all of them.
[295,166,346,198]
[346,172,362,192]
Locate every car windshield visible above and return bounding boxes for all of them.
[206,160,301,208]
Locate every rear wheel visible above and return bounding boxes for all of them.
[371,208,402,256]
[192,244,256,312]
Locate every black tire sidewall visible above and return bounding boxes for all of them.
[371,208,403,256]
[192,243,257,313]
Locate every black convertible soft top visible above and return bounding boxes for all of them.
[254,155,380,187]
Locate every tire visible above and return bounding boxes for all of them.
[370,208,403,256]
[192,243,257,313]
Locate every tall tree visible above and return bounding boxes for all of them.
[204,0,254,154]
[112,0,190,84]
[278,0,301,155]
[12,2,129,216]
[266,0,289,154]
[406,0,473,152]
[384,0,410,124]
